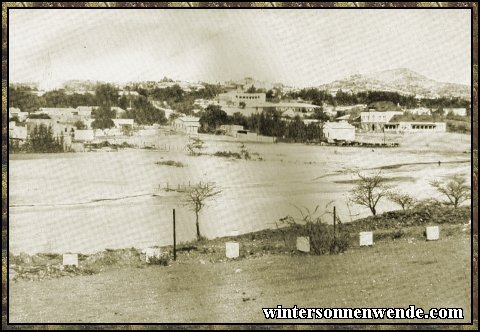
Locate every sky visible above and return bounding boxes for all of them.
[9,9,471,90]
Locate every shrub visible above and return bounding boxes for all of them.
[213,151,241,159]
[155,160,185,167]
[239,143,251,160]
[391,228,406,240]
[147,254,170,266]
[278,206,351,255]
[303,221,351,255]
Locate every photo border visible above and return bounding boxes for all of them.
[1,1,477,329]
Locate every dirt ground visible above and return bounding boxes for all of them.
[9,226,471,324]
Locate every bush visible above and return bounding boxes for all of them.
[278,207,351,256]
[343,202,470,233]
[155,160,185,167]
[147,254,170,266]
[303,221,351,255]
[213,151,241,159]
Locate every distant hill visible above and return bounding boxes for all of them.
[318,68,470,99]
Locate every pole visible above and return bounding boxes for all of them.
[333,206,336,238]
[173,209,176,261]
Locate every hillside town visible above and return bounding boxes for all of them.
[8,74,470,153]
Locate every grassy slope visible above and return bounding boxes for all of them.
[9,226,471,324]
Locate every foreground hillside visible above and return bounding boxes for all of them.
[9,205,473,324]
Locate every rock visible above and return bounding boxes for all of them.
[235,268,242,273]
[199,259,206,265]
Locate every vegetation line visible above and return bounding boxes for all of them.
[373,160,470,170]
[10,193,155,208]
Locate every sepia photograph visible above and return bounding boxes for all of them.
[3,3,476,326]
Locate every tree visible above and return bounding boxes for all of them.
[186,137,204,156]
[350,173,390,216]
[91,106,115,129]
[74,120,86,130]
[25,124,64,153]
[430,175,470,208]
[266,89,275,101]
[9,85,43,113]
[183,182,222,240]
[230,112,249,129]
[388,192,416,212]
[311,106,329,121]
[126,96,166,125]
[199,105,228,133]
[95,83,119,108]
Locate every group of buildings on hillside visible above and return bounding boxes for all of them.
[9,86,466,150]
[8,105,203,150]
[197,90,456,139]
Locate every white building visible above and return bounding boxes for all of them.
[406,107,431,115]
[26,118,76,138]
[9,121,28,140]
[323,122,355,142]
[444,108,467,117]
[360,111,404,132]
[75,106,95,118]
[276,102,321,115]
[9,107,29,122]
[219,124,244,137]
[39,107,78,119]
[112,118,134,129]
[119,90,140,97]
[111,106,127,119]
[194,99,220,109]
[172,116,200,135]
[384,122,446,133]
[218,91,266,107]
[74,129,95,141]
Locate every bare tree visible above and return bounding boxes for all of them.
[430,175,470,209]
[183,182,222,240]
[350,172,390,216]
[186,137,204,156]
[388,192,416,212]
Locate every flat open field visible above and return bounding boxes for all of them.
[9,132,471,254]
[9,225,471,323]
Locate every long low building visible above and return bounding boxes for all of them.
[384,122,446,133]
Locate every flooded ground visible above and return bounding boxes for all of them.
[9,132,471,254]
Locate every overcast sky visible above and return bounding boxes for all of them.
[9,9,471,90]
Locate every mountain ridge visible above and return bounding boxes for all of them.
[318,68,470,99]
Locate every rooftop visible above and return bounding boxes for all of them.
[324,121,355,129]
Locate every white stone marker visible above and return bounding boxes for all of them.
[426,226,440,241]
[226,242,239,259]
[359,231,374,246]
[142,247,162,263]
[296,236,310,252]
[62,253,79,267]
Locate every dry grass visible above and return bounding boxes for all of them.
[9,227,471,324]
